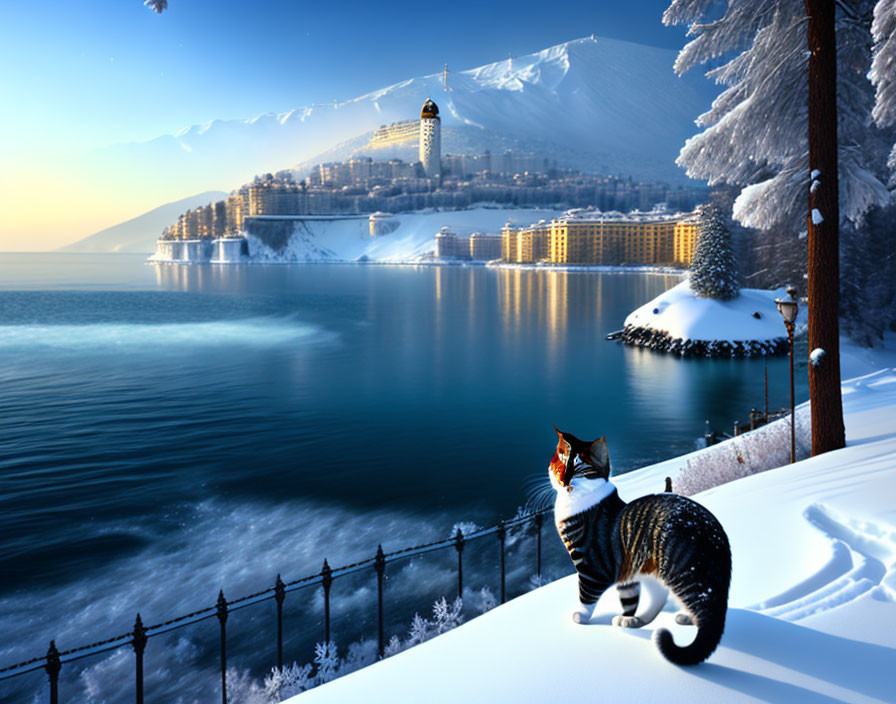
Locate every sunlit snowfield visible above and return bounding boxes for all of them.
[0,254,809,702]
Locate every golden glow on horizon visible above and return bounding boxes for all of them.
[0,157,203,251]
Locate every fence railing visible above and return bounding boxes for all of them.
[0,506,553,704]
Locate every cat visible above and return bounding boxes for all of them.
[549,426,731,665]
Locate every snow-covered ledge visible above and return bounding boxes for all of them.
[287,362,896,703]
[619,280,788,357]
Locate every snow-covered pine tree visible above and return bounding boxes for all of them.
[662,0,893,232]
[664,0,896,456]
[689,203,739,300]
[841,204,896,345]
[871,1,896,173]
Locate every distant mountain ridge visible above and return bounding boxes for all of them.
[61,191,227,253]
[96,36,716,193]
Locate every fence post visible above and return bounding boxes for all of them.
[274,574,286,670]
[45,641,61,704]
[133,613,148,704]
[497,521,506,604]
[374,544,386,659]
[321,559,333,644]
[454,527,465,600]
[534,513,543,579]
[216,590,228,704]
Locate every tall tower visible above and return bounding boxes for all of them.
[419,98,441,179]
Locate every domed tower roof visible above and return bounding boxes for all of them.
[421,99,440,119]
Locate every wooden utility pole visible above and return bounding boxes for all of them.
[805,0,845,455]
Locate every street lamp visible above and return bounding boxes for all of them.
[775,287,799,463]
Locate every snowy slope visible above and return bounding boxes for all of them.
[96,36,715,201]
[289,361,896,703]
[624,279,788,343]
[240,208,560,263]
[61,191,227,253]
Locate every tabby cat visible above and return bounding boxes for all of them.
[549,426,731,665]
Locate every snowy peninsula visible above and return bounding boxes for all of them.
[618,279,789,357]
[287,338,896,703]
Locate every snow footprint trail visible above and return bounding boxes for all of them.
[752,503,896,622]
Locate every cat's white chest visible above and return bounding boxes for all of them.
[552,475,617,523]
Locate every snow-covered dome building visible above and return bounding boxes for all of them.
[419,99,441,179]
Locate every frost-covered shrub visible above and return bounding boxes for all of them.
[226,589,498,700]
[431,597,464,634]
[226,668,268,704]
[477,587,497,614]
[313,641,340,684]
[676,408,811,496]
[528,573,548,590]
[338,640,378,676]
[406,612,431,646]
[384,634,404,658]
[263,662,314,701]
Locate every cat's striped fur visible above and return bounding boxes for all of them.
[550,428,731,666]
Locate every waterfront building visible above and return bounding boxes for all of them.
[248,182,303,216]
[225,194,247,235]
[501,225,516,262]
[435,228,468,259]
[419,99,441,179]
[502,222,551,263]
[469,232,502,260]
[501,211,698,266]
[548,212,681,266]
[673,217,699,265]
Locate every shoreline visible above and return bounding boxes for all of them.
[147,257,687,275]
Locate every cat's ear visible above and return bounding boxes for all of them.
[553,424,564,441]
[588,437,610,479]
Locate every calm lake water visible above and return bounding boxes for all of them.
[0,254,807,702]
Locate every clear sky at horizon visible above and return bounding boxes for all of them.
[0,0,693,250]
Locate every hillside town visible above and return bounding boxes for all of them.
[157,99,708,260]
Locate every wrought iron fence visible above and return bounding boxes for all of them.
[0,506,553,704]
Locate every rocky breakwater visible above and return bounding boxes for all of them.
[619,325,787,358]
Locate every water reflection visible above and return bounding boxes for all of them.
[154,262,251,294]
[147,261,806,475]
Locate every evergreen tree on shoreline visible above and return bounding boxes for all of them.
[689,203,739,301]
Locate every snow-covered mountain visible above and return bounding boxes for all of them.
[61,191,227,253]
[97,36,716,196]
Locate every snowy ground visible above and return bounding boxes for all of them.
[624,279,788,344]
[289,335,896,703]
[242,208,561,264]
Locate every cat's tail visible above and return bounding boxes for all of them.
[652,602,726,666]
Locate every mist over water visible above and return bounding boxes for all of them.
[0,254,809,702]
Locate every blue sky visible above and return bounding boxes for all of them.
[0,0,692,248]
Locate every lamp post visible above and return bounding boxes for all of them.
[775,287,799,463]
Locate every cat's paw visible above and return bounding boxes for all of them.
[572,609,592,624]
[674,612,695,626]
[612,615,644,629]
